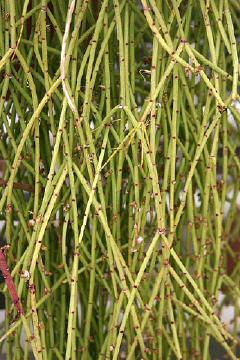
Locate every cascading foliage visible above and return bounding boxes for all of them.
[0,0,240,359]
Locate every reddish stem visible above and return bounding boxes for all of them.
[0,249,23,315]
[0,180,35,193]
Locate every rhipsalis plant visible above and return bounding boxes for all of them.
[0,0,240,359]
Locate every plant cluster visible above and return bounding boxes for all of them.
[0,0,240,359]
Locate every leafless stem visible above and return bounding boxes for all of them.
[0,249,23,315]
[60,0,77,113]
